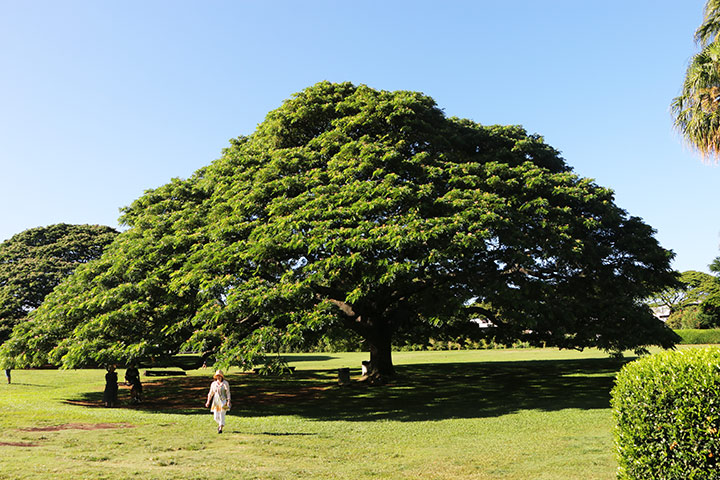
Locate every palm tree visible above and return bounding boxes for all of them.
[696,0,720,46]
[671,0,720,160]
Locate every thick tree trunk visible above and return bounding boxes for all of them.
[331,297,398,381]
[368,334,395,377]
[364,318,396,380]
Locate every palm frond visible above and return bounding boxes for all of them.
[695,0,720,46]
[672,39,720,161]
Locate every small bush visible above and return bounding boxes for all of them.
[667,305,717,329]
[612,348,720,479]
[675,329,720,345]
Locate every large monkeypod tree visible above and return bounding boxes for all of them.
[0,82,679,377]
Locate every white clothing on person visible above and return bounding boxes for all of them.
[207,379,231,427]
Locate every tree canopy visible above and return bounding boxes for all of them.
[0,82,679,374]
[0,223,118,345]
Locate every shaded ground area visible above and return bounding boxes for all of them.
[65,357,629,422]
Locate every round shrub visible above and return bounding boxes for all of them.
[612,348,720,479]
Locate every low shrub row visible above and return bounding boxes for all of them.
[290,329,720,354]
[674,328,720,345]
[295,334,531,353]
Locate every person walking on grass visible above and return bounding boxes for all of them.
[4,368,10,384]
[205,369,231,433]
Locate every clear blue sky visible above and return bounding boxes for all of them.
[1,0,717,273]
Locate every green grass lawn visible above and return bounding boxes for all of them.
[0,349,629,479]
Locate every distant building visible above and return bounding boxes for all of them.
[651,305,671,322]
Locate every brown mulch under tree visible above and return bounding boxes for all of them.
[18,423,135,432]
[4,423,135,447]
[64,372,330,411]
[0,441,41,447]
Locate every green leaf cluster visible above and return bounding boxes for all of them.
[612,348,720,479]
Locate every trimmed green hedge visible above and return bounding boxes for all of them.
[612,348,720,479]
[675,329,720,345]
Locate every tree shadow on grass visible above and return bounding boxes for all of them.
[65,357,630,422]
